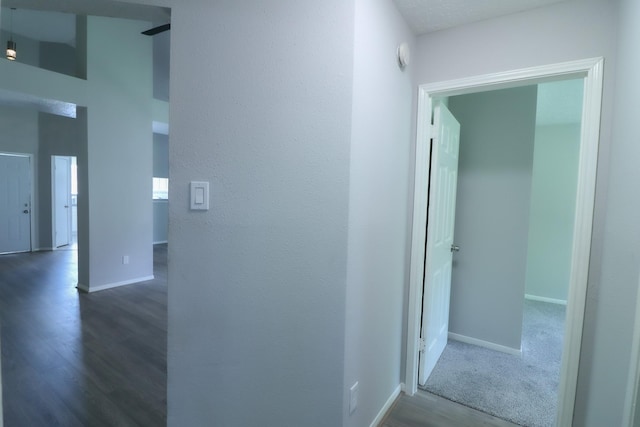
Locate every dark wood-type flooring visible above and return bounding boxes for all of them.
[381,391,520,427]
[1,244,520,427]
[0,245,167,427]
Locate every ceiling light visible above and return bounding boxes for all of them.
[6,8,16,61]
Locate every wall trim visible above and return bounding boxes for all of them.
[153,240,168,245]
[369,384,402,427]
[404,57,604,427]
[449,332,522,357]
[77,275,154,293]
[525,294,567,305]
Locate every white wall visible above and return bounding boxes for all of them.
[39,41,78,78]
[447,86,537,350]
[153,31,170,102]
[165,1,353,425]
[152,200,168,244]
[153,133,168,178]
[629,0,640,417]
[344,0,414,425]
[413,0,634,424]
[81,16,153,291]
[603,0,640,425]
[525,123,581,302]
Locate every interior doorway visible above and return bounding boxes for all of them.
[418,79,582,426]
[52,155,78,249]
[405,58,604,427]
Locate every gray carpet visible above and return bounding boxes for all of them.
[422,300,565,427]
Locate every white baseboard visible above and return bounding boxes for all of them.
[369,384,402,427]
[153,241,168,245]
[525,294,567,305]
[33,247,53,252]
[77,275,154,293]
[449,332,522,357]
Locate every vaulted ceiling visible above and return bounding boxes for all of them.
[2,0,576,44]
[392,0,573,34]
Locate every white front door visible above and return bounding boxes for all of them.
[54,156,71,248]
[0,154,32,254]
[418,101,461,386]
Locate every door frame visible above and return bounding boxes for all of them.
[0,151,35,254]
[404,57,604,427]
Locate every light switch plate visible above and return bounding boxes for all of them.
[190,181,210,210]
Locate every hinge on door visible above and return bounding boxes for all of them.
[430,124,437,135]
[418,337,426,353]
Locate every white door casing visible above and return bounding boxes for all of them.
[418,102,461,386]
[0,154,32,254]
[53,156,72,248]
[405,57,604,427]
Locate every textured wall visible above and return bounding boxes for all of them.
[344,0,414,425]
[165,1,354,425]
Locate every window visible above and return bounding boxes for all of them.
[153,177,169,200]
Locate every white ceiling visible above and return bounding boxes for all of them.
[393,0,572,34]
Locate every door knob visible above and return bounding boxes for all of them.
[23,210,29,214]
[451,244,460,252]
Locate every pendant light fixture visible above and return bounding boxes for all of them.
[6,8,16,61]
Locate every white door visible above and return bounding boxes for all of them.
[0,154,32,254]
[418,101,461,386]
[54,156,71,248]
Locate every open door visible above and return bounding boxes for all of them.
[0,154,32,254]
[53,156,72,248]
[418,101,461,386]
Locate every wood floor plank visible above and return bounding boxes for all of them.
[380,392,520,427]
[0,245,167,427]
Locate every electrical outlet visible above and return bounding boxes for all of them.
[122,255,129,265]
[349,381,359,414]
